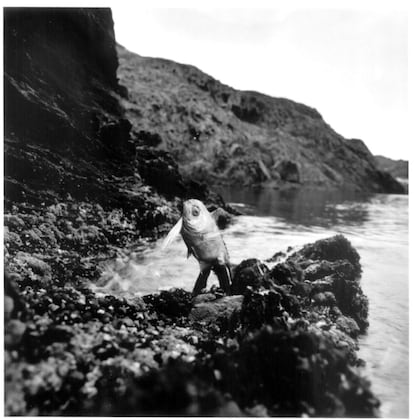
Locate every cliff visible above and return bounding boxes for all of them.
[117,44,404,194]
[4,8,224,216]
[375,155,408,179]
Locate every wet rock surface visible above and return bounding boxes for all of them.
[5,233,380,416]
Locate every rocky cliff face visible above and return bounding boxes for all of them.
[5,9,133,206]
[117,45,404,194]
[375,155,408,179]
[4,9,224,213]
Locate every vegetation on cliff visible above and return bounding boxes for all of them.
[117,44,404,193]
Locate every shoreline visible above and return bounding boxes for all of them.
[5,210,381,416]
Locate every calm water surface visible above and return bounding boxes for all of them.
[98,187,408,418]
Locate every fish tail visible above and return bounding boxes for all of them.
[214,263,232,295]
[192,268,211,297]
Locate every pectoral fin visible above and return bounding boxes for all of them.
[161,217,183,250]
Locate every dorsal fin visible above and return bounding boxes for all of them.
[161,218,183,250]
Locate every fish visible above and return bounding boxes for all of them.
[162,199,232,296]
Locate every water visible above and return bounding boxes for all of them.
[97,187,408,418]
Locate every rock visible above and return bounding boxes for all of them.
[136,147,186,197]
[204,326,380,417]
[310,274,335,290]
[269,260,303,286]
[136,130,163,147]
[292,235,361,271]
[15,252,51,277]
[245,404,269,416]
[241,288,300,331]
[192,293,216,305]
[144,289,193,319]
[332,276,369,331]
[4,214,25,229]
[275,160,301,183]
[4,228,24,252]
[124,295,147,311]
[4,272,25,315]
[209,207,233,230]
[265,250,286,263]
[335,315,361,338]
[79,359,242,416]
[5,296,14,321]
[190,295,243,325]
[312,291,337,307]
[5,320,26,348]
[303,259,357,281]
[286,235,369,331]
[231,259,269,294]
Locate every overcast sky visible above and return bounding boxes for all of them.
[112,2,408,160]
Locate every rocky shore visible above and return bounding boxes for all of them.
[5,227,380,416]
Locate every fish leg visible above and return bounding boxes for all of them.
[192,266,211,297]
[213,263,232,295]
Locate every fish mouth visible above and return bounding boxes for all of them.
[182,199,202,219]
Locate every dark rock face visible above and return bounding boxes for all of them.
[4,8,134,206]
[4,8,227,213]
[117,44,405,194]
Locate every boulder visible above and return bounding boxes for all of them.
[335,315,361,338]
[292,235,361,271]
[275,160,301,183]
[189,295,244,324]
[144,289,193,319]
[231,259,269,294]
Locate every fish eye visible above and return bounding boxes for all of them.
[192,206,200,217]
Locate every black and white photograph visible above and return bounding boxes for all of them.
[3,1,409,417]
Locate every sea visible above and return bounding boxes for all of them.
[97,187,409,418]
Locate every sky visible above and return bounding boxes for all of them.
[111,1,409,160]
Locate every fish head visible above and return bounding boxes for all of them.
[182,199,210,232]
